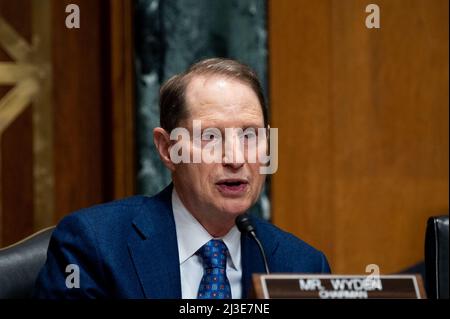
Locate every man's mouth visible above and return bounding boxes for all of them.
[215,179,249,196]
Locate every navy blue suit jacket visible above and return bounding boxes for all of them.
[34,184,330,298]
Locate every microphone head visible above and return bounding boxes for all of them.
[235,213,255,234]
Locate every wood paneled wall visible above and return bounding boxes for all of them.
[52,0,134,223]
[269,0,448,274]
[0,0,134,246]
[52,0,109,223]
[0,0,35,245]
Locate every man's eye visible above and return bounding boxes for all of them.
[240,131,257,140]
[202,131,220,141]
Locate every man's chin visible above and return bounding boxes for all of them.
[219,201,252,217]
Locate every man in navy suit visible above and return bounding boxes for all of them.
[34,58,330,299]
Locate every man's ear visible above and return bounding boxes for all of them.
[153,127,175,171]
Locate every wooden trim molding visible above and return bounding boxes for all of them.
[109,0,135,198]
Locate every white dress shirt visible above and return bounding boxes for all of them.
[172,188,242,299]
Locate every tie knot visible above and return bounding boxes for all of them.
[197,239,228,269]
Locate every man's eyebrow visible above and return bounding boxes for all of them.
[242,124,263,129]
[198,120,264,128]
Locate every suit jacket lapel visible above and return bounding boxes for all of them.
[127,184,277,299]
[127,184,182,298]
[241,223,279,298]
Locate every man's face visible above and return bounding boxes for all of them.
[172,75,266,221]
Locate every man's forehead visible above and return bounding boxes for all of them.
[185,74,248,98]
[185,75,263,117]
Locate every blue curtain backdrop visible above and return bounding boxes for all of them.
[135,0,269,219]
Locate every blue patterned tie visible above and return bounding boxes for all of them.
[196,239,232,299]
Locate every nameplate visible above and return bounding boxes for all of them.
[253,274,425,299]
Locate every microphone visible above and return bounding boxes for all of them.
[235,213,270,274]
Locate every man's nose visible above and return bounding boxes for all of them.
[222,131,245,169]
[223,160,244,170]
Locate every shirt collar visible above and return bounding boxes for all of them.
[172,188,241,270]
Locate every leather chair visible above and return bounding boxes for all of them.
[0,226,54,299]
[425,215,449,299]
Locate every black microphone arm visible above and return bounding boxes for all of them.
[235,213,270,274]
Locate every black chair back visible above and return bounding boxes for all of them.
[425,215,449,299]
[0,227,54,299]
